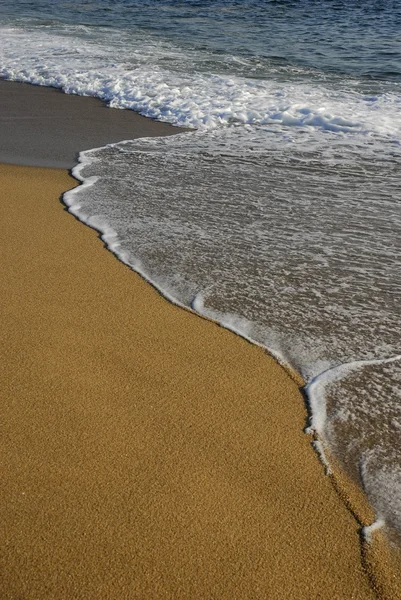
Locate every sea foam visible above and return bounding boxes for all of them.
[0,25,400,141]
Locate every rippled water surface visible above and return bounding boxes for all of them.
[1,0,401,81]
[1,0,400,539]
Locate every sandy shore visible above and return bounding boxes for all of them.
[1,162,400,599]
[0,80,400,598]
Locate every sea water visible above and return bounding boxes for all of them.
[0,0,400,540]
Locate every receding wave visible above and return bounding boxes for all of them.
[63,128,401,538]
[0,25,400,139]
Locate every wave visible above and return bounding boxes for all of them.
[61,129,401,538]
[0,25,400,140]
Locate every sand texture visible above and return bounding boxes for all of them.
[1,163,400,599]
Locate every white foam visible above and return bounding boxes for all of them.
[191,290,290,369]
[0,25,400,141]
[305,355,401,438]
[360,452,401,535]
[312,439,332,475]
[362,518,386,544]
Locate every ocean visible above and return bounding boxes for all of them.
[0,0,400,541]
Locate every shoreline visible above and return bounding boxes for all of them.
[1,79,400,597]
[0,79,187,168]
[65,148,305,389]
[0,162,376,598]
[66,148,401,596]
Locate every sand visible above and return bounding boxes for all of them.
[1,163,401,599]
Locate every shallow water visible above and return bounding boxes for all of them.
[1,0,401,538]
[66,126,401,537]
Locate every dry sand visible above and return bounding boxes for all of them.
[1,163,400,599]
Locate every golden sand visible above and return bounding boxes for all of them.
[0,163,400,598]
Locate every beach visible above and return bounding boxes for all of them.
[0,80,400,598]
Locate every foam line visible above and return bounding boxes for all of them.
[65,166,291,372]
[305,354,401,438]
[362,518,386,543]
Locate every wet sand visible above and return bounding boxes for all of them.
[1,80,401,598]
[0,79,186,168]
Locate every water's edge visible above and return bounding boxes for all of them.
[62,147,400,597]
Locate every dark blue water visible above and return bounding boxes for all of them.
[1,0,401,81]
